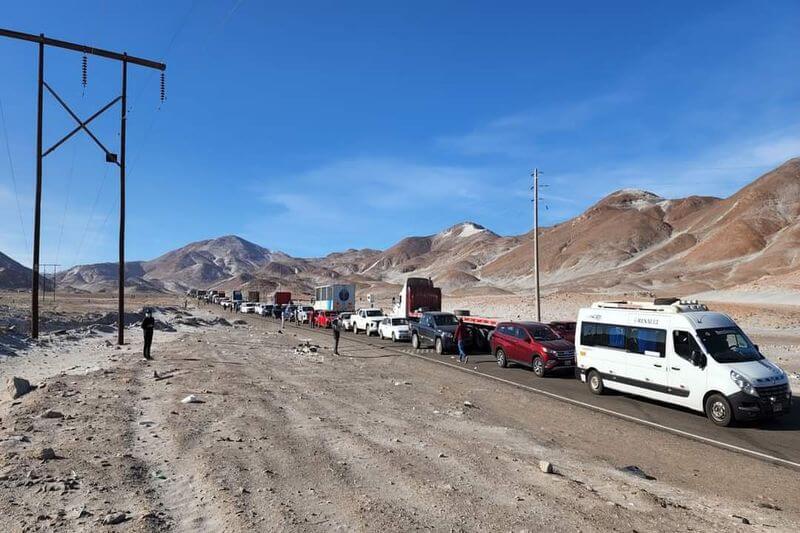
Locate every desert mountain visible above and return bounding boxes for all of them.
[481,158,800,293]
[0,251,31,290]
[5,158,797,297]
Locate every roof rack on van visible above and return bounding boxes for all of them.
[590,299,709,313]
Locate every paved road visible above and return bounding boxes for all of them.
[245,314,800,470]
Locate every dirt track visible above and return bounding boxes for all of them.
[1,306,799,531]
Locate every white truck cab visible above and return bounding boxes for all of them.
[576,299,792,426]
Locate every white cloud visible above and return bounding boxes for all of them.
[436,91,633,159]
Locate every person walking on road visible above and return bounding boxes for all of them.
[454,318,468,364]
[141,308,155,360]
[332,316,341,355]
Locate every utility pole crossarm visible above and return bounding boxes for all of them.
[0,28,166,71]
[0,26,167,343]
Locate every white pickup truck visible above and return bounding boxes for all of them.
[352,308,385,336]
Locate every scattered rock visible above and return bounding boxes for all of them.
[6,376,32,400]
[102,512,127,525]
[438,452,447,458]
[181,395,203,404]
[732,515,750,525]
[538,460,554,474]
[619,465,656,481]
[41,409,64,419]
[39,448,57,461]
[463,401,475,408]
[68,505,90,520]
[758,502,782,511]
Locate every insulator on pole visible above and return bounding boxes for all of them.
[160,72,166,102]
[81,54,88,89]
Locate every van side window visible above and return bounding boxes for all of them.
[627,327,666,357]
[580,322,625,350]
[673,330,701,361]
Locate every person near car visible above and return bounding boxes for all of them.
[454,319,467,363]
[141,308,155,360]
[280,305,290,332]
[332,316,341,355]
[309,309,316,328]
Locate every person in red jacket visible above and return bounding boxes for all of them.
[454,319,467,364]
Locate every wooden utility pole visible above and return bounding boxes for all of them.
[532,168,541,322]
[0,28,166,343]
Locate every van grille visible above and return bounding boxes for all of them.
[755,383,789,398]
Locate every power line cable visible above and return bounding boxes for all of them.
[0,96,29,254]
[54,141,79,265]
[78,1,200,265]
[72,164,110,266]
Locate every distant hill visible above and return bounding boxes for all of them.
[0,251,31,289]
[4,158,798,297]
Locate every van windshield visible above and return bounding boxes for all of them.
[697,327,763,364]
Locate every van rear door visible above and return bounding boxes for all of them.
[580,321,627,380]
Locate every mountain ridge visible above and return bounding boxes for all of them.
[3,158,799,296]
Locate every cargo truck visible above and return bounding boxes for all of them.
[273,291,291,306]
[392,278,442,319]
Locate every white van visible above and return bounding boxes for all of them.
[576,299,792,426]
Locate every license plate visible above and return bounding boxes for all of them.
[773,404,783,413]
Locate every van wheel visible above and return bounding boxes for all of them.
[532,356,545,377]
[412,334,420,349]
[435,337,444,355]
[705,394,733,427]
[587,370,604,395]
[496,348,507,368]
[391,333,396,342]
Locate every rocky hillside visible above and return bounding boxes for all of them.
[0,252,31,290]
[480,158,800,293]
[3,159,798,297]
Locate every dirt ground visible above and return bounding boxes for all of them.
[2,295,799,532]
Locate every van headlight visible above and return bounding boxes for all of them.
[730,370,758,396]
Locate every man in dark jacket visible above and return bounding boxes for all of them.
[332,316,341,355]
[141,309,155,360]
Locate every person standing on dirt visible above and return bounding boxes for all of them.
[141,308,155,360]
[454,318,467,364]
[332,316,341,355]
[280,304,290,332]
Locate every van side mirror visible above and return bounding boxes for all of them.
[753,344,760,352]
[690,350,706,368]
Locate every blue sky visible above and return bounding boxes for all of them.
[1,1,798,267]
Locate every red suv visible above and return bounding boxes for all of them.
[314,311,338,328]
[491,321,576,377]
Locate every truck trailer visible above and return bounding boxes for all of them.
[273,291,292,305]
[392,278,442,319]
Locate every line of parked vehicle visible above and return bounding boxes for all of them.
[191,280,793,427]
